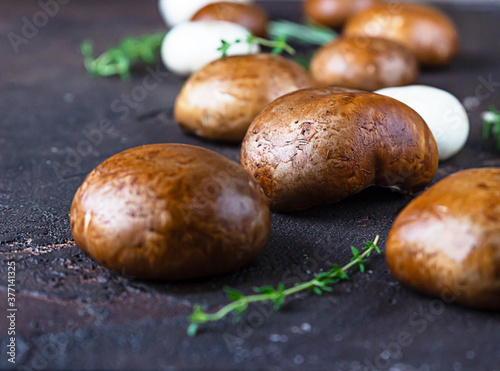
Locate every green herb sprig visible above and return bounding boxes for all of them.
[217,34,296,58]
[187,235,381,336]
[483,106,500,150]
[268,20,337,46]
[81,32,166,80]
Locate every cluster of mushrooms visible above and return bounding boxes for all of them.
[70,0,500,310]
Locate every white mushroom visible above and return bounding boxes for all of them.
[161,20,260,76]
[158,0,252,27]
[375,85,470,161]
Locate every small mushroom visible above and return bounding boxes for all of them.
[175,54,315,141]
[311,36,419,91]
[386,168,500,310]
[192,2,268,37]
[158,0,252,27]
[241,86,439,212]
[344,2,459,66]
[70,144,271,281]
[304,0,382,29]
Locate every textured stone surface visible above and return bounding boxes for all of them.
[1,1,500,370]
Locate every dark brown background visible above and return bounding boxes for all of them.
[1,1,500,370]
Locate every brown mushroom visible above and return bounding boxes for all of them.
[70,144,271,281]
[386,168,500,310]
[191,2,268,37]
[310,36,419,91]
[240,86,438,212]
[174,54,315,142]
[304,0,382,29]
[344,2,459,66]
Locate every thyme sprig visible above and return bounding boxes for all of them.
[268,20,338,46]
[218,34,296,58]
[80,20,336,79]
[187,235,381,336]
[81,32,166,80]
[482,106,500,150]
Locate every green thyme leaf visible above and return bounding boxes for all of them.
[186,236,381,335]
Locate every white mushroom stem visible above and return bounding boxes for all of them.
[375,85,470,161]
[161,21,260,76]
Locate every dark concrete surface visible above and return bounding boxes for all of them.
[1,1,500,370]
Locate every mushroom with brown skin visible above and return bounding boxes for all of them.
[310,36,419,91]
[386,168,500,310]
[344,2,459,66]
[70,144,271,281]
[174,54,315,142]
[241,86,439,212]
[304,0,383,29]
[158,0,252,27]
[192,2,269,37]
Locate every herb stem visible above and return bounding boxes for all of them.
[81,32,166,80]
[268,20,337,46]
[217,34,296,58]
[283,235,379,295]
[187,235,380,336]
[482,106,500,150]
[251,35,296,55]
[195,293,270,323]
